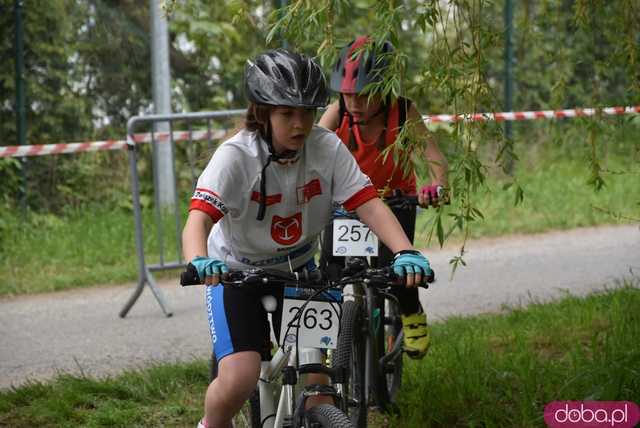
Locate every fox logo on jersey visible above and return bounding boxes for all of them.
[271,213,302,245]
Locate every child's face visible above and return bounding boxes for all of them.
[342,93,383,122]
[269,107,315,154]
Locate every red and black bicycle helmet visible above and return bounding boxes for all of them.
[329,36,394,94]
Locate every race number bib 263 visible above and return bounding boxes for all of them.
[279,287,341,349]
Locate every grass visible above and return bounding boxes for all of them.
[394,283,640,427]
[1,283,638,427]
[414,150,640,248]
[0,362,208,428]
[0,205,185,296]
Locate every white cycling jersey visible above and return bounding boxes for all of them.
[190,126,376,271]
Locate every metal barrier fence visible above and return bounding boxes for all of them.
[119,109,245,318]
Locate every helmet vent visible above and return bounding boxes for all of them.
[269,65,283,80]
[279,66,294,87]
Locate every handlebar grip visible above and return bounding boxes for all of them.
[437,186,452,206]
[180,263,202,286]
[367,267,433,285]
[424,270,435,285]
[385,195,418,208]
[392,267,435,288]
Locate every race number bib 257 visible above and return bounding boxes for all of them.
[332,218,379,257]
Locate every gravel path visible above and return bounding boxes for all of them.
[1,224,638,390]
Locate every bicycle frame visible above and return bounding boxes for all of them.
[181,266,351,428]
[240,284,347,428]
[257,343,335,428]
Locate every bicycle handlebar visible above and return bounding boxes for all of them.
[181,263,434,289]
[180,263,200,286]
[180,263,324,287]
[384,187,450,209]
[336,262,434,288]
[384,195,419,209]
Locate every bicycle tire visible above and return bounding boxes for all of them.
[369,292,403,412]
[331,300,367,428]
[305,404,353,428]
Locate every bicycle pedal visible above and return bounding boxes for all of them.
[383,363,397,374]
[347,398,361,407]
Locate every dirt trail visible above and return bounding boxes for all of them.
[1,224,638,390]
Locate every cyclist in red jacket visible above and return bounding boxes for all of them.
[319,35,449,359]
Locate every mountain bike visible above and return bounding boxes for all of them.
[181,265,354,428]
[321,194,435,428]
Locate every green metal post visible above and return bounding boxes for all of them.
[504,0,515,174]
[275,0,288,48]
[15,0,27,210]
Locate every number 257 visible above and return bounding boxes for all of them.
[337,224,372,242]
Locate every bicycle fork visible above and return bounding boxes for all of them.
[258,346,292,428]
[259,346,337,428]
[364,286,377,408]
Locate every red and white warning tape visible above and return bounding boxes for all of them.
[425,105,640,123]
[0,129,227,158]
[1,106,638,158]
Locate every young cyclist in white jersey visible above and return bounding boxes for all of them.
[182,48,433,428]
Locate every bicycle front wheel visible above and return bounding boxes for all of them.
[331,300,367,428]
[305,404,353,428]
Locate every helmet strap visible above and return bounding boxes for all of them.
[343,95,390,151]
[256,120,274,221]
[256,154,272,221]
[352,104,385,125]
[377,96,392,151]
[256,124,301,221]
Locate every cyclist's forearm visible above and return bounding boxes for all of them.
[409,104,449,187]
[182,210,214,261]
[355,198,413,253]
[424,142,448,187]
[317,101,340,130]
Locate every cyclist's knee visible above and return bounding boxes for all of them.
[215,351,261,398]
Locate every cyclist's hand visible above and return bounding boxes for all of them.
[418,184,445,208]
[191,256,229,285]
[392,250,433,287]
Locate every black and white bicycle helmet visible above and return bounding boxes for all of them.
[245,49,329,221]
[245,49,329,108]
